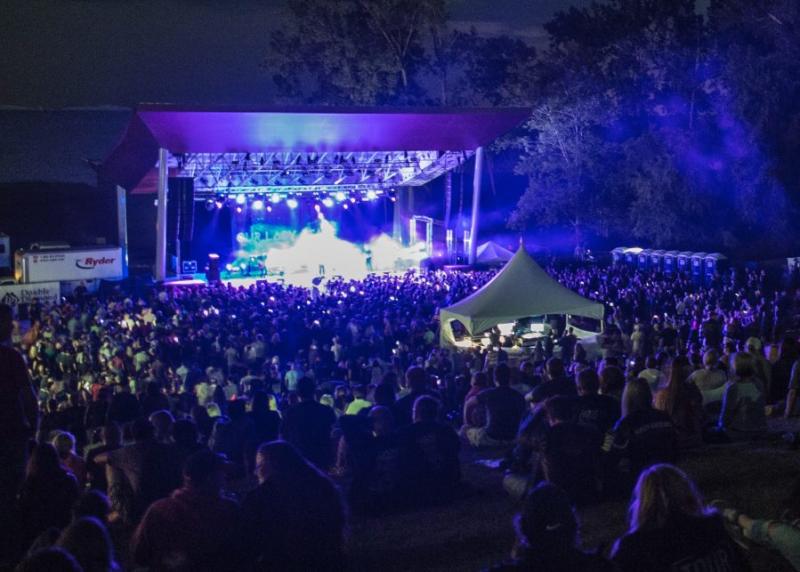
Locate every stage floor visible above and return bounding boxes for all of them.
[163,268,411,289]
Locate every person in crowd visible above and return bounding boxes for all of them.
[714,476,800,571]
[530,358,575,402]
[717,352,768,440]
[55,517,118,572]
[538,396,603,506]
[243,441,346,571]
[14,547,83,572]
[52,431,87,490]
[101,418,182,525]
[210,399,254,475]
[462,371,490,430]
[464,364,526,447]
[248,389,280,448]
[637,356,666,395]
[654,356,704,449]
[281,377,337,470]
[84,423,122,493]
[488,482,613,571]
[72,490,111,525]
[344,384,373,415]
[392,366,438,428]
[604,378,678,490]
[573,368,620,434]
[687,349,728,412]
[599,364,626,402]
[17,443,80,551]
[148,409,174,445]
[0,304,39,560]
[132,450,246,571]
[611,464,750,572]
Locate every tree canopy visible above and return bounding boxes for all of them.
[266,0,800,257]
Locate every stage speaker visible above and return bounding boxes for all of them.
[168,177,195,242]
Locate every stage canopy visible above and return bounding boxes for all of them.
[476,241,514,266]
[439,246,605,347]
[100,105,529,199]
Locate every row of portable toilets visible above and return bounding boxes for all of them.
[611,247,728,281]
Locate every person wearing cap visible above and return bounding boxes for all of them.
[487,482,612,571]
[132,450,246,572]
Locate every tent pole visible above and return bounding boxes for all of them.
[155,148,168,282]
[468,146,484,265]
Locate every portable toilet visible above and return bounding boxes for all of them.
[690,252,707,281]
[638,249,653,269]
[677,251,693,272]
[649,250,666,271]
[624,247,642,266]
[704,253,728,280]
[611,247,627,266]
[663,251,680,274]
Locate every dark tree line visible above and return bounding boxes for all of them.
[266,0,800,257]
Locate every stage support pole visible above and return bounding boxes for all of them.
[116,185,129,278]
[155,148,168,282]
[468,146,484,265]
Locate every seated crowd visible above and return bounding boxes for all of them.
[0,259,798,571]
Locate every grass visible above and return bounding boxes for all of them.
[347,421,800,572]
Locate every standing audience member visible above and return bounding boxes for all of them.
[281,377,337,470]
[243,441,346,571]
[132,450,247,572]
[55,517,118,572]
[17,443,80,551]
[0,304,39,561]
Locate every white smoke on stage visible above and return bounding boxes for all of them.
[230,214,428,286]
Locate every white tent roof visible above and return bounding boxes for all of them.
[476,241,514,265]
[439,246,604,346]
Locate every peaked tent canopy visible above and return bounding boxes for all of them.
[439,246,605,347]
[476,241,514,266]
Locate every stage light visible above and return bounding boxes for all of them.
[252,199,264,210]
[335,191,347,202]
[266,205,273,213]
[366,190,377,200]
[350,197,357,203]
[236,194,246,205]
[214,199,224,209]
[270,194,282,204]
[235,206,243,214]
[322,197,334,208]
[314,204,321,213]
[205,199,215,211]
[286,197,299,209]
[343,203,349,210]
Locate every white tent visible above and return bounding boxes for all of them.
[439,246,605,346]
[475,241,514,265]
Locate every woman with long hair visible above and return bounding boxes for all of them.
[242,441,346,571]
[654,356,704,448]
[612,464,749,571]
[604,379,677,491]
[17,443,80,549]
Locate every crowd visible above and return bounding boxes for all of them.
[0,259,798,571]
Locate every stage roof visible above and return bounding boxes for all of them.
[100,105,529,195]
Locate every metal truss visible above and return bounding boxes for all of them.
[168,150,474,199]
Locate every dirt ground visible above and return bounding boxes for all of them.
[348,420,800,572]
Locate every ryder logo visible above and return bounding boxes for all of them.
[76,256,116,270]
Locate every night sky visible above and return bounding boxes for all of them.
[1,0,590,108]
